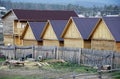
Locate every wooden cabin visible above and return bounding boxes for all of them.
[22,22,46,46]
[41,20,68,47]
[61,17,99,48]
[2,9,78,46]
[14,20,27,46]
[89,17,120,52]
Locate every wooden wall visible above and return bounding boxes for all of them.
[23,40,38,46]
[84,40,91,48]
[14,36,23,46]
[43,23,58,40]
[2,11,17,35]
[14,21,27,36]
[4,35,13,46]
[24,26,35,40]
[64,20,81,39]
[64,38,84,48]
[63,19,84,48]
[42,22,60,46]
[116,43,120,52]
[92,20,114,40]
[43,40,59,46]
[91,20,116,51]
[91,39,116,51]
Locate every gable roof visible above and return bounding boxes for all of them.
[2,9,78,21]
[41,20,67,41]
[69,17,99,40]
[103,17,120,42]
[28,22,46,41]
[50,20,68,41]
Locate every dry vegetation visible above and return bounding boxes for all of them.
[0,59,112,79]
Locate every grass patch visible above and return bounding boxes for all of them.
[0,58,5,62]
[0,76,44,79]
[111,71,120,79]
[42,61,97,73]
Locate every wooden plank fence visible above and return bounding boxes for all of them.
[0,45,120,70]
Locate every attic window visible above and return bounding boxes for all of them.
[21,23,26,28]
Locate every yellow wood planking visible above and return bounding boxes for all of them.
[116,43,120,52]
[43,23,58,40]
[23,40,37,46]
[64,38,84,48]
[43,40,59,46]
[84,41,91,48]
[24,26,35,40]
[91,39,116,51]
[64,21,81,39]
[92,20,114,40]
[14,21,27,35]
[4,35,13,46]
[14,36,23,46]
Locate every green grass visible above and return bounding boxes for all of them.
[0,76,44,79]
[41,62,97,73]
[0,58,5,62]
[111,71,120,79]
[0,60,97,79]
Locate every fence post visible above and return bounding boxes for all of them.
[78,48,81,65]
[14,45,16,60]
[54,46,58,59]
[32,45,35,59]
[111,52,115,69]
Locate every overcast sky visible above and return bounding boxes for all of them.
[12,0,120,6]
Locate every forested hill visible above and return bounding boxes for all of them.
[0,0,120,17]
[12,0,120,7]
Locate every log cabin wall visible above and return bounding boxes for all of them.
[63,19,84,48]
[4,35,13,46]
[2,11,17,45]
[23,40,37,46]
[42,22,59,46]
[91,20,116,51]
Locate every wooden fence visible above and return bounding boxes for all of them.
[0,45,120,69]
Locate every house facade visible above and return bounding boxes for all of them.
[2,9,78,46]
[22,22,46,46]
[90,17,120,52]
[41,20,67,47]
[61,17,99,48]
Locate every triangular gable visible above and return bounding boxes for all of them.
[23,23,36,40]
[41,21,58,40]
[72,17,99,40]
[103,17,120,42]
[61,17,82,39]
[91,19,114,40]
[50,20,67,41]
[2,9,17,20]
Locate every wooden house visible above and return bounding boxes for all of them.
[22,22,46,46]
[41,20,68,47]
[2,9,78,46]
[61,17,99,48]
[89,17,120,52]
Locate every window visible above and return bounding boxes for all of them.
[21,23,26,28]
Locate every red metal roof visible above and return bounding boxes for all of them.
[2,9,78,21]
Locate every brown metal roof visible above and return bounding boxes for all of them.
[2,9,78,21]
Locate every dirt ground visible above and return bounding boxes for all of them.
[0,60,112,79]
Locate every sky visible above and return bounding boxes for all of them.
[12,0,120,6]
